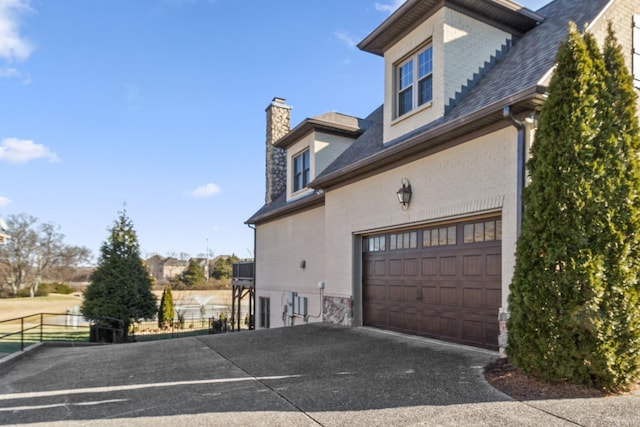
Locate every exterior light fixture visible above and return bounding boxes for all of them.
[397,178,412,209]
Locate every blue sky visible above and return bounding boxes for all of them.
[0,0,549,262]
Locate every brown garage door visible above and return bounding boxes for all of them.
[363,217,502,350]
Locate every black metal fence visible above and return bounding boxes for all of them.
[0,312,245,358]
[131,317,233,342]
[0,313,91,355]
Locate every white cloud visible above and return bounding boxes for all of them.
[374,0,406,14]
[0,0,35,63]
[0,195,11,207]
[0,138,60,163]
[334,31,359,49]
[189,183,221,198]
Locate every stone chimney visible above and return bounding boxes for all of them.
[265,97,291,204]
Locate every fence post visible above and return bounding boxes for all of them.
[20,317,24,351]
[40,313,43,343]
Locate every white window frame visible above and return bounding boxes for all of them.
[395,44,433,118]
[292,148,310,192]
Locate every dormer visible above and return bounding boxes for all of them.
[359,0,541,144]
[275,112,367,202]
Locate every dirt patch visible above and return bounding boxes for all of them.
[485,358,639,400]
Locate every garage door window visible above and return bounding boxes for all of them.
[365,235,386,252]
[423,225,456,247]
[390,231,417,250]
[464,219,502,243]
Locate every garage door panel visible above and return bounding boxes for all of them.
[389,285,403,301]
[403,258,418,275]
[374,260,386,276]
[363,217,502,350]
[440,286,458,306]
[439,257,457,276]
[463,255,483,276]
[462,287,483,308]
[462,319,485,344]
[486,253,501,276]
[486,288,501,310]
[422,257,438,275]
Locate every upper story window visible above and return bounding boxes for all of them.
[397,45,433,117]
[293,149,310,192]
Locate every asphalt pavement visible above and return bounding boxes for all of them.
[0,323,638,426]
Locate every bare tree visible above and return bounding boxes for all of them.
[0,213,92,296]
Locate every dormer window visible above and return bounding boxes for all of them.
[293,149,310,192]
[396,45,433,117]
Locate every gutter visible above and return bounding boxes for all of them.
[503,106,525,238]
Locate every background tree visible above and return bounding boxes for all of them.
[158,285,174,328]
[211,254,240,281]
[508,23,640,391]
[82,210,157,340]
[181,259,206,287]
[0,213,91,297]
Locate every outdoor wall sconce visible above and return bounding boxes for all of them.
[397,178,412,209]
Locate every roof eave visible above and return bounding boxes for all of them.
[275,118,364,149]
[311,86,546,190]
[358,0,544,56]
[246,193,325,225]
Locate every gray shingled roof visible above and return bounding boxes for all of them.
[316,0,611,181]
[248,0,611,224]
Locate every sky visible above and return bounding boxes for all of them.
[0,0,549,263]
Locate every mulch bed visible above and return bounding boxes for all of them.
[484,358,619,401]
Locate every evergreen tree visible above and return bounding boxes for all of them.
[181,259,206,287]
[508,23,640,391]
[82,210,157,341]
[158,285,174,328]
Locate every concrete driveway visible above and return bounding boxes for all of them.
[0,323,638,426]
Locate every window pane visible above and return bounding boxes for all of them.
[496,220,502,240]
[418,47,432,78]
[418,75,432,106]
[422,231,430,247]
[485,221,495,241]
[380,236,386,251]
[431,229,438,246]
[434,228,443,246]
[398,87,413,116]
[403,233,410,249]
[447,226,456,245]
[390,234,397,250]
[399,60,413,89]
[409,232,417,248]
[474,222,484,242]
[464,224,474,243]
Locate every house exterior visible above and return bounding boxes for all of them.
[247,0,640,354]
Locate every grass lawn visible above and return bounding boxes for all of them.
[0,293,84,321]
[0,289,233,321]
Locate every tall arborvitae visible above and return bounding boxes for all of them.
[158,285,175,328]
[508,22,640,391]
[82,210,157,341]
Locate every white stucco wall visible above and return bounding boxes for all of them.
[383,7,511,143]
[255,205,326,328]
[323,125,520,322]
